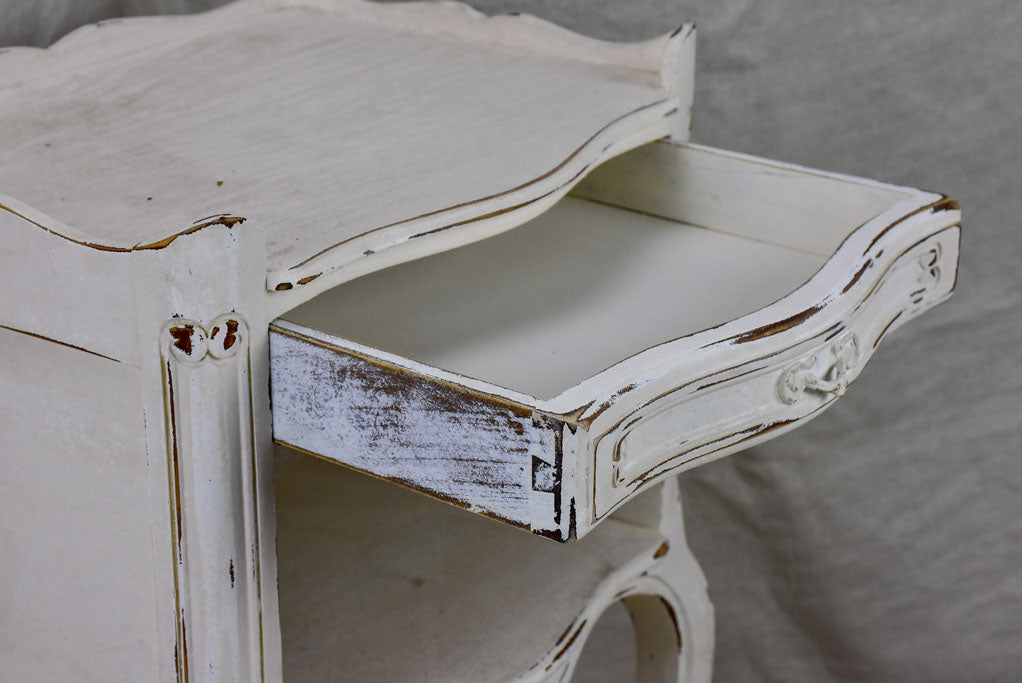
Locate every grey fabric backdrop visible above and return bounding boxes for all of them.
[4,1,1020,681]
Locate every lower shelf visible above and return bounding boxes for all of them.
[275,449,666,682]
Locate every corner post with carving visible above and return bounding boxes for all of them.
[134,216,281,682]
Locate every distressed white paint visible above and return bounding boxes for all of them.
[0,1,958,681]
[270,324,555,528]
[274,141,961,539]
[2,190,281,681]
[160,315,264,680]
[0,1,697,679]
[0,0,694,295]
[275,452,712,682]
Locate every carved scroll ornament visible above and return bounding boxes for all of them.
[778,332,859,404]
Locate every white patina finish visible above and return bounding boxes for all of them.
[0,327,159,681]
[0,0,694,297]
[275,452,713,682]
[160,314,265,680]
[273,140,961,540]
[0,0,957,681]
[0,1,696,679]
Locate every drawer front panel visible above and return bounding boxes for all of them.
[592,226,959,518]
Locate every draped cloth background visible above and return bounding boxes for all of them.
[5,1,1019,680]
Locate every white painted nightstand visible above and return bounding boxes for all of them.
[0,1,959,681]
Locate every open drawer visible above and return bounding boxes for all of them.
[270,140,960,542]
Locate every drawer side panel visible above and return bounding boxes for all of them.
[270,327,553,528]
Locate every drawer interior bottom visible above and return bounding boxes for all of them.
[282,196,825,399]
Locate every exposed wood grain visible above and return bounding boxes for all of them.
[272,142,961,537]
[270,322,559,530]
[1,4,961,680]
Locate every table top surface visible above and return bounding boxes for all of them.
[0,0,690,291]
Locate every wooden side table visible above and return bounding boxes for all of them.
[0,1,959,681]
